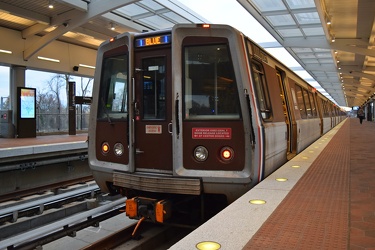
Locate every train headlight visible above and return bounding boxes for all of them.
[194,146,208,162]
[220,146,234,162]
[101,142,110,155]
[113,143,124,156]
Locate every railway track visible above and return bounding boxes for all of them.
[1,185,192,250]
[0,182,125,250]
[80,221,193,250]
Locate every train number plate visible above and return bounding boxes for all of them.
[192,127,232,139]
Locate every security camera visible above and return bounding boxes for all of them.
[63,23,68,27]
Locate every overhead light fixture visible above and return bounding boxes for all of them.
[48,0,54,9]
[0,49,12,54]
[110,22,115,30]
[79,63,95,69]
[331,35,336,43]
[38,56,60,63]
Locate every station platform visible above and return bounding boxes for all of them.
[0,134,88,149]
[171,118,375,250]
[0,134,88,160]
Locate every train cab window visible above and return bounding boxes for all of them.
[250,61,272,119]
[98,53,128,120]
[183,43,240,120]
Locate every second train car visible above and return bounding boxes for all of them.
[88,24,345,225]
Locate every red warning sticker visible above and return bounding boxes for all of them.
[192,128,232,139]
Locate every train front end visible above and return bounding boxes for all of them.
[88,24,261,224]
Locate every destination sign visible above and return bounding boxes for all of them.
[135,34,171,48]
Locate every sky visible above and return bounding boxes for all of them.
[178,0,332,101]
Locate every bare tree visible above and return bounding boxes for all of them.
[46,74,66,130]
[80,77,93,97]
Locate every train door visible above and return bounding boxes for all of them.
[276,70,295,159]
[133,47,172,172]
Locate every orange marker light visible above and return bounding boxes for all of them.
[102,142,110,154]
[222,149,232,159]
[220,146,234,161]
[202,24,210,28]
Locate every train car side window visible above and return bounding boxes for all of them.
[251,60,272,119]
[309,92,317,117]
[296,85,307,119]
[98,52,128,120]
[183,43,240,120]
[323,101,329,117]
[303,89,312,118]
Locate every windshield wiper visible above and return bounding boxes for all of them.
[101,98,112,124]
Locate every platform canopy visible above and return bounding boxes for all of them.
[0,0,374,107]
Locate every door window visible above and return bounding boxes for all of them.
[141,57,166,120]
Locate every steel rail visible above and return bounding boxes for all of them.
[0,184,99,222]
[0,197,127,250]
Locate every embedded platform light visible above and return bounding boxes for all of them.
[37,56,60,63]
[196,241,221,250]
[276,178,288,182]
[0,49,12,54]
[249,199,266,205]
[79,63,95,69]
[291,165,301,168]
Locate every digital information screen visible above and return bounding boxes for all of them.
[135,34,171,48]
[20,88,36,119]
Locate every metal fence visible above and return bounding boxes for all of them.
[36,111,90,133]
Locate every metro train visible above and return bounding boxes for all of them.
[88,24,346,225]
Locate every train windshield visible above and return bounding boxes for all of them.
[98,52,128,120]
[184,43,240,120]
